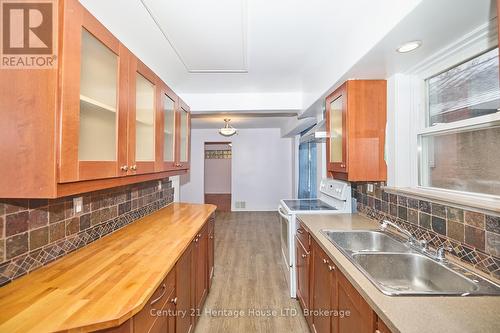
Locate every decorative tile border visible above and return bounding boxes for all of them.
[0,178,174,286]
[353,183,500,279]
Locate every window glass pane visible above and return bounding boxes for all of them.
[427,48,499,125]
[135,73,155,161]
[419,125,500,196]
[163,94,175,162]
[79,29,117,161]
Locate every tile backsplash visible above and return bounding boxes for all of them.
[0,178,174,286]
[353,182,500,279]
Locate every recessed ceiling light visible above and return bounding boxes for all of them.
[397,40,422,53]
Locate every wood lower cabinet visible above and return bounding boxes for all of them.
[325,80,387,182]
[311,240,337,333]
[176,243,194,333]
[337,272,375,333]
[99,215,213,333]
[193,223,208,327]
[298,227,392,333]
[208,216,215,289]
[296,236,310,320]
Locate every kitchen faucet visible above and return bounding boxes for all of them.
[380,220,417,245]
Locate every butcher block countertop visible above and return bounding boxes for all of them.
[0,203,216,333]
[297,213,500,333]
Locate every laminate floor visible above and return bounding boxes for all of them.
[194,211,309,333]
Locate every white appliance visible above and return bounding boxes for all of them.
[278,178,352,298]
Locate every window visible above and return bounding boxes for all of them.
[418,48,500,197]
[298,127,317,199]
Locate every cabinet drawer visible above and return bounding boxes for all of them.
[296,220,309,251]
[134,271,175,333]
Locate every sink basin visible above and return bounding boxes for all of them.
[320,228,500,296]
[321,230,411,253]
[352,253,481,295]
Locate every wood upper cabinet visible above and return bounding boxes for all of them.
[59,0,129,182]
[176,100,191,170]
[158,84,179,171]
[127,57,161,176]
[311,240,337,333]
[326,80,387,182]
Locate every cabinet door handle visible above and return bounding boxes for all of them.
[328,265,335,271]
[322,258,328,264]
[296,229,303,234]
[171,297,178,305]
[120,165,128,171]
[301,253,307,258]
[194,238,198,243]
[130,165,137,171]
[209,235,214,239]
[150,284,167,305]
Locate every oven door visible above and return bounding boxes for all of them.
[278,205,291,267]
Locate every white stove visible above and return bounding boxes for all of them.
[278,178,352,298]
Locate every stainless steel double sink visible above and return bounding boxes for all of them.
[320,230,500,296]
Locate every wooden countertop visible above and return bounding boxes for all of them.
[0,203,216,333]
[297,213,500,333]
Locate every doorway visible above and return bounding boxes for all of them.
[204,142,232,212]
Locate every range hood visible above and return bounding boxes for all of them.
[299,119,328,144]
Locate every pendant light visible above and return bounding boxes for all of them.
[219,118,237,137]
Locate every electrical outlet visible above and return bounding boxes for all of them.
[158,180,162,191]
[367,184,374,193]
[73,197,83,213]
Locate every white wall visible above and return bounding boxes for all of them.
[180,128,293,211]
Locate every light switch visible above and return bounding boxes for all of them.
[73,197,83,213]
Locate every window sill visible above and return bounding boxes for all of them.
[382,186,500,215]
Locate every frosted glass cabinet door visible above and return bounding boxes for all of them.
[179,107,190,164]
[163,93,176,163]
[329,96,344,164]
[135,73,155,162]
[79,29,118,162]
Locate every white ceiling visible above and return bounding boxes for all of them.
[79,0,496,125]
[141,0,247,73]
[79,0,421,113]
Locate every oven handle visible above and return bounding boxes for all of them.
[278,207,289,219]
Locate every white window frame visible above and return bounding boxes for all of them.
[387,20,500,211]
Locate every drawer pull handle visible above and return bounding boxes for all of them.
[171,297,178,305]
[322,258,328,264]
[296,229,303,234]
[150,284,167,306]
[328,265,335,271]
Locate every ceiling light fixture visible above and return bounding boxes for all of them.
[219,118,237,137]
[397,40,422,53]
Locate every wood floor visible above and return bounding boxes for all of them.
[194,212,309,333]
